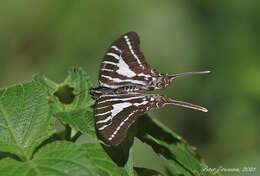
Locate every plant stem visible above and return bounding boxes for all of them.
[64,124,71,141]
[71,131,82,142]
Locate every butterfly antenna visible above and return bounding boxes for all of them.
[166,98,208,112]
[168,71,210,81]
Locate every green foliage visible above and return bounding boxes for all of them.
[0,75,55,161]
[0,141,127,176]
[137,116,215,176]
[0,67,221,176]
[52,67,96,137]
[135,167,164,176]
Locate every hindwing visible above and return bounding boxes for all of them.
[94,93,207,146]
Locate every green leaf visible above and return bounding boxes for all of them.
[134,167,164,176]
[124,148,137,176]
[81,142,129,176]
[53,67,94,111]
[0,141,128,176]
[53,67,96,138]
[0,75,55,161]
[102,120,138,176]
[136,115,221,176]
[55,108,96,137]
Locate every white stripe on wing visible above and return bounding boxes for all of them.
[124,35,145,69]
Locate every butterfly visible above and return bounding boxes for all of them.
[90,32,209,146]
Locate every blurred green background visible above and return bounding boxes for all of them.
[0,0,259,174]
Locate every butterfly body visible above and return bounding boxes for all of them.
[90,85,142,96]
[91,31,209,146]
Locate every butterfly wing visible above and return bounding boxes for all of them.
[98,31,210,91]
[98,32,160,90]
[94,93,207,146]
[94,93,148,146]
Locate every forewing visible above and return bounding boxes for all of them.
[98,32,160,90]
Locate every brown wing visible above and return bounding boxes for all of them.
[98,31,211,91]
[98,32,160,90]
[94,93,207,146]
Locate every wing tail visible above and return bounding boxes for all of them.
[168,71,210,81]
[165,97,208,112]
